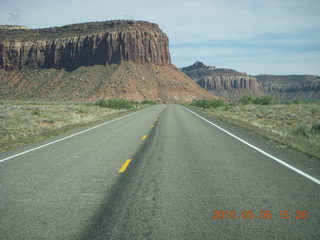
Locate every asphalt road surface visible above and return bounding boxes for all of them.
[1,105,319,239]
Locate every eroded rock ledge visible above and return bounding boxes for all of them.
[0,20,171,70]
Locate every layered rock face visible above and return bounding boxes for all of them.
[181,61,263,100]
[0,21,213,102]
[197,75,260,91]
[0,20,170,70]
[181,61,320,101]
[256,75,320,101]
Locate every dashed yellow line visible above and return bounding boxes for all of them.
[141,134,148,140]
[118,159,132,173]
[150,124,154,128]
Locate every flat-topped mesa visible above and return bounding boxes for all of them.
[181,61,264,100]
[256,74,320,101]
[0,20,171,70]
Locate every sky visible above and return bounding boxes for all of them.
[1,0,319,75]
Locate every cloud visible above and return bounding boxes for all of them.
[7,12,22,22]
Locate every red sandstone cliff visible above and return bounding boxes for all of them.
[0,21,213,102]
[0,21,170,70]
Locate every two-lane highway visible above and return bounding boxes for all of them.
[0,105,165,239]
[1,105,319,239]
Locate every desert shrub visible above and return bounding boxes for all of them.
[208,99,226,108]
[32,110,41,116]
[238,95,253,105]
[293,124,309,138]
[191,99,206,108]
[283,100,302,105]
[42,119,54,124]
[278,114,294,121]
[191,99,226,108]
[141,100,157,105]
[238,95,273,105]
[77,108,86,113]
[310,122,320,135]
[310,108,318,115]
[252,96,273,105]
[278,100,318,105]
[95,99,134,109]
[222,105,231,111]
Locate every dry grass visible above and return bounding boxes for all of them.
[190,103,320,159]
[0,101,127,153]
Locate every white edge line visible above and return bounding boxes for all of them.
[182,106,320,185]
[0,110,142,163]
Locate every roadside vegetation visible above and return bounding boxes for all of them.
[188,95,320,159]
[95,98,136,109]
[0,99,156,153]
[191,99,226,108]
[140,100,157,105]
[95,98,157,109]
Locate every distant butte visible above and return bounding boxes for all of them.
[181,61,263,100]
[181,61,320,101]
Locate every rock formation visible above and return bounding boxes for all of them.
[181,61,320,101]
[0,21,213,102]
[181,61,263,101]
[256,75,320,101]
[0,21,170,70]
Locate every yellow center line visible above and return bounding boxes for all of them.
[118,159,132,173]
[150,124,154,128]
[141,134,148,140]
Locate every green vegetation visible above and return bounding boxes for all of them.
[0,99,157,153]
[293,122,320,137]
[95,98,158,109]
[141,100,157,105]
[32,110,41,116]
[191,95,274,108]
[191,99,226,108]
[0,101,133,153]
[96,99,135,109]
[188,99,320,159]
[238,95,253,105]
[278,100,320,105]
[238,95,273,105]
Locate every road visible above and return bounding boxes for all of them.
[0,104,319,239]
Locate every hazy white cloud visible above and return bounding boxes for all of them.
[7,12,22,22]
